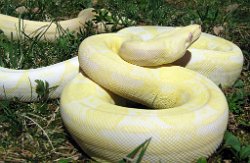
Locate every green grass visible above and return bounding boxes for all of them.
[0,0,249,162]
[0,31,80,69]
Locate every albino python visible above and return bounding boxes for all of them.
[0,8,244,162]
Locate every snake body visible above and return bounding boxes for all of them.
[0,8,95,40]
[0,8,244,162]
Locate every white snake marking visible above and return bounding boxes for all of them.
[0,8,244,162]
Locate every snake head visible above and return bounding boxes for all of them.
[184,24,202,48]
[119,25,202,66]
[162,24,201,62]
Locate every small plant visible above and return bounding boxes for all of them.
[78,20,98,39]
[93,8,135,32]
[226,80,247,114]
[35,79,57,102]
[196,157,207,163]
[223,131,250,162]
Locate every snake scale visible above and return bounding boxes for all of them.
[0,8,243,162]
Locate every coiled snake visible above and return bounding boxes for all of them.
[0,8,243,162]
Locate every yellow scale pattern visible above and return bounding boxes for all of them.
[0,8,243,162]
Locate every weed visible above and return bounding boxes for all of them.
[119,138,151,163]
[196,157,207,163]
[226,80,247,114]
[223,131,250,162]
[35,80,58,102]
